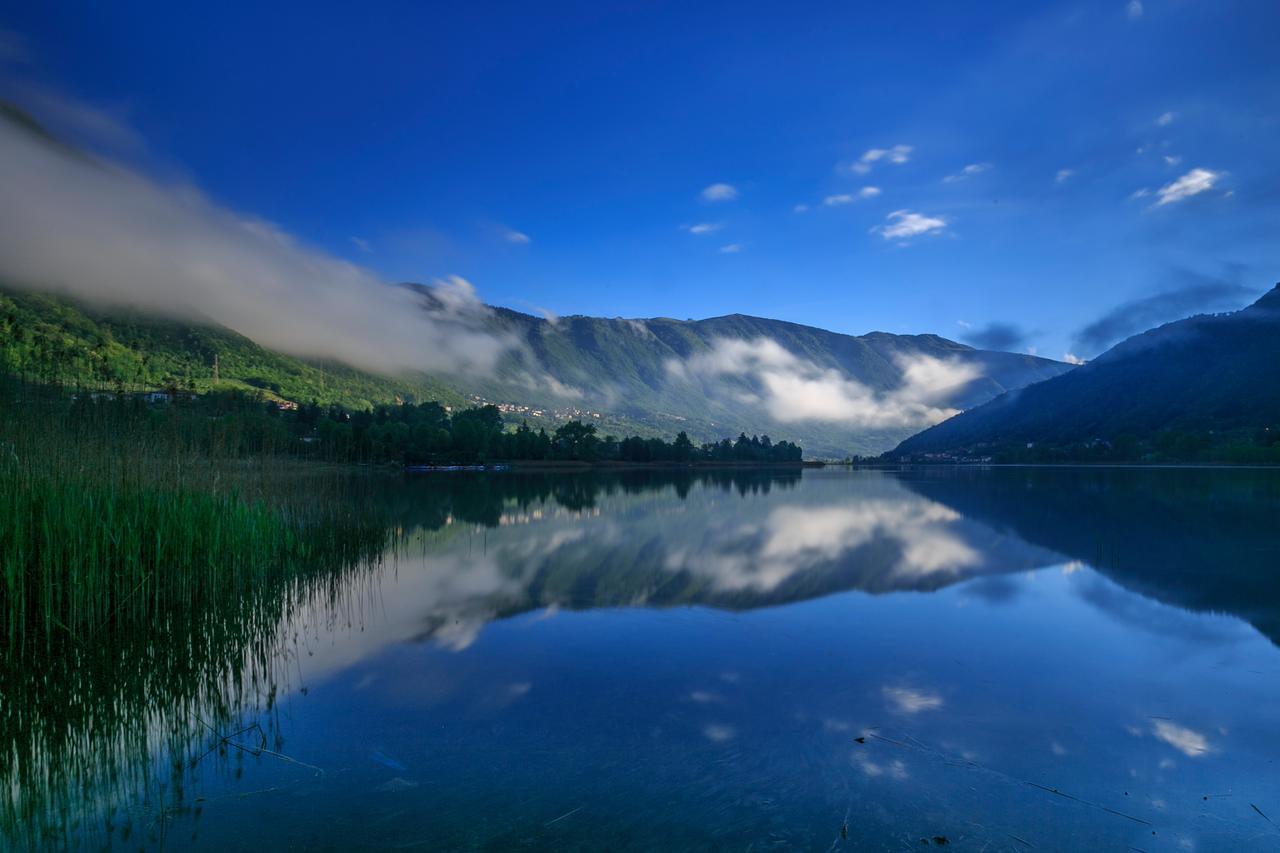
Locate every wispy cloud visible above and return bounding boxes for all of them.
[1055,168,1075,183]
[943,163,991,183]
[701,182,739,202]
[668,338,979,429]
[683,222,720,235]
[350,236,372,253]
[1156,110,1176,126]
[719,243,743,254]
[1162,154,1182,167]
[823,186,881,206]
[1151,720,1211,757]
[883,686,943,714]
[1127,0,1144,20]
[850,144,912,175]
[872,210,947,242]
[1154,167,1222,205]
[1073,270,1256,353]
[5,84,145,155]
[1062,352,1086,365]
[961,321,1029,352]
[793,203,810,213]
[503,228,531,244]
[0,101,516,377]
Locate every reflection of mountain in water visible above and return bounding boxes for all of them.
[894,467,1280,645]
[11,466,1278,847]
[381,470,1065,649]
[383,467,1280,651]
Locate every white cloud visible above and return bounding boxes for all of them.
[1152,721,1211,757]
[684,222,720,235]
[703,724,736,742]
[823,186,881,206]
[701,182,739,202]
[1127,0,1144,20]
[1163,155,1182,166]
[719,243,743,254]
[883,686,943,714]
[0,102,516,377]
[1063,352,1086,365]
[350,236,372,253]
[668,338,978,429]
[1129,188,1152,200]
[1055,168,1075,183]
[943,163,992,183]
[850,144,912,174]
[1155,168,1222,205]
[1156,111,1176,126]
[872,210,948,241]
[504,228,531,244]
[793,203,810,213]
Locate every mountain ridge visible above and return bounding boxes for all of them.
[0,280,1072,457]
[890,284,1280,462]
[457,295,1072,456]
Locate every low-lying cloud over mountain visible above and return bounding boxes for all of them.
[668,338,978,431]
[0,100,1070,457]
[0,106,514,377]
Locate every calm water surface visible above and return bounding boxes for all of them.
[9,467,1280,851]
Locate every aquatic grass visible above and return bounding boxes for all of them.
[0,379,393,654]
[0,378,400,846]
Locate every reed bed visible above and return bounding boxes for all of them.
[0,380,392,654]
[0,379,399,846]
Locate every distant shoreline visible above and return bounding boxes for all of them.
[405,460,826,473]
[851,461,1280,471]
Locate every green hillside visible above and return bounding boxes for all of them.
[0,288,465,410]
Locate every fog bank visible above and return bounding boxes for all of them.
[0,114,511,376]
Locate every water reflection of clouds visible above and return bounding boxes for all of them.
[1150,720,1212,758]
[665,498,981,593]
[883,686,944,714]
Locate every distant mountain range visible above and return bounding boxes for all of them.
[453,303,1072,456]
[0,100,1070,457]
[891,284,1280,461]
[0,286,1070,456]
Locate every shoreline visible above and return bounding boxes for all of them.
[403,459,826,473]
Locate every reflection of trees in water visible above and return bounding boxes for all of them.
[0,468,799,847]
[15,466,1271,847]
[378,469,802,529]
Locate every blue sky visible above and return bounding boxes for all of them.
[2,0,1278,360]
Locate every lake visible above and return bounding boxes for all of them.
[7,467,1280,851]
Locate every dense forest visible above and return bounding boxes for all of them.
[4,379,804,466]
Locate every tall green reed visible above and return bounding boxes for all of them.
[0,377,398,847]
